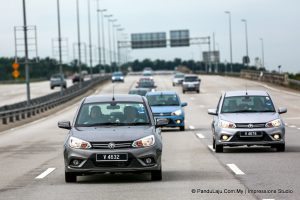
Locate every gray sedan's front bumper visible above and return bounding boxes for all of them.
[64,146,162,174]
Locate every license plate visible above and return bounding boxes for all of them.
[240,132,263,137]
[96,153,128,162]
[188,84,194,88]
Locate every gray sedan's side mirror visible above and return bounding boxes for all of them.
[58,121,72,130]
[278,107,287,114]
[181,102,188,107]
[155,118,169,127]
[208,109,218,116]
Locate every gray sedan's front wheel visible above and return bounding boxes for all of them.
[151,169,162,181]
[65,172,77,183]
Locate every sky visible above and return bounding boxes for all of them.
[0,0,299,73]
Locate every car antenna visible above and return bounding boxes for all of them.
[112,84,115,101]
[245,82,248,95]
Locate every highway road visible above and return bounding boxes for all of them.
[0,75,299,200]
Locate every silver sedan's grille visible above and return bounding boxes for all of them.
[235,123,266,129]
[91,141,133,149]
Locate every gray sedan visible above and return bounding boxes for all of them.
[58,94,167,182]
[208,90,287,153]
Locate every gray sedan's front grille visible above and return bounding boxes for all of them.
[153,112,172,117]
[91,141,133,149]
[235,123,266,129]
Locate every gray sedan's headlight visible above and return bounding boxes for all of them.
[266,119,281,128]
[69,136,91,149]
[132,135,155,148]
[218,120,236,129]
[171,109,182,116]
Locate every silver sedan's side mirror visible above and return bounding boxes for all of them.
[208,109,218,116]
[278,107,287,114]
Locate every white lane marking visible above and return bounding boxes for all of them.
[262,199,275,200]
[285,117,300,120]
[208,145,215,152]
[226,164,245,175]
[198,105,206,108]
[190,97,195,100]
[289,125,296,128]
[189,125,195,130]
[35,168,56,179]
[196,133,205,139]
[261,84,300,97]
[285,123,288,126]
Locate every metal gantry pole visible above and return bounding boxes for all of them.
[22,0,31,105]
[242,19,249,66]
[225,11,233,72]
[260,38,265,69]
[57,0,64,95]
[87,0,93,79]
[76,0,82,87]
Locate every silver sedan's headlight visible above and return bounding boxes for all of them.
[171,109,182,116]
[266,119,281,128]
[218,120,236,129]
[69,136,91,149]
[132,135,155,148]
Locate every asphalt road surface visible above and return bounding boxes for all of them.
[0,75,299,200]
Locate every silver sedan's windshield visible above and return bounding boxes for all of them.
[75,102,150,126]
[221,95,276,113]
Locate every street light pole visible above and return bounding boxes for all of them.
[260,38,265,69]
[22,0,31,105]
[116,28,124,69]
[56,0,64,95]
[241,19,249,66]
[98,9,107,67]
[104,15,113,71]
[225,11,233,72]
[112,24,121,71]
[87,0,93,78]
[76,0,82,87]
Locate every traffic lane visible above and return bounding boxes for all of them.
[0,79,73,107]
[0,131,256,200]
[176,76,300,199]
[0,76,136,191]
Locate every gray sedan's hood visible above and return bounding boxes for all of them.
[220,112,279,123]
[71,126,154,142]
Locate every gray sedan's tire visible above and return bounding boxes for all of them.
[151,169,162,181]
[276,144,285,152]
[213,138,216,149]
[65,172,77,183]
[215,144,223,153]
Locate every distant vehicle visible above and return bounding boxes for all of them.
[146,91,187,131]
[136,78,156,89]
[128,88,151,96]
[50,74,67,90]
[72,74,84,84]
[58,94,168,182]
[172,72,185,86]
[143,70,153,79]
[208,90,287,153]
[182,74,201,93]
[112,71,124,83]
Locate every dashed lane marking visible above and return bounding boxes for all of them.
[196,133,205,139]
[226,164,245,175]
[289,125,296,128]
[189,126,195,130]
[35,168,56,179]
[208,145,215,152]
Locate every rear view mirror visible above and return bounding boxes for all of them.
[58,121,71,130]
[181,102,188,107]
[107,105,120,110]
[278,107,287,114]
[208,109,218,116]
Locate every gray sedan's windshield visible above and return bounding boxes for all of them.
[221,96,276,113]
[76,102,150,126]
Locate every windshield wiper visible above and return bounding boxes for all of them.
[76,122,126,127]
[123,122,150,126]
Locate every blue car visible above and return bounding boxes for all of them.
[146,91,187,131]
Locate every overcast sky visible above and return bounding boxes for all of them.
[0,0,299,73]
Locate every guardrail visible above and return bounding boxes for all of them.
[240,70,289,86]
[0,75,110,125]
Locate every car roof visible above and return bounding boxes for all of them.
[83,94,144,103]
[146,91,177,96]
[224,90,270,97]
